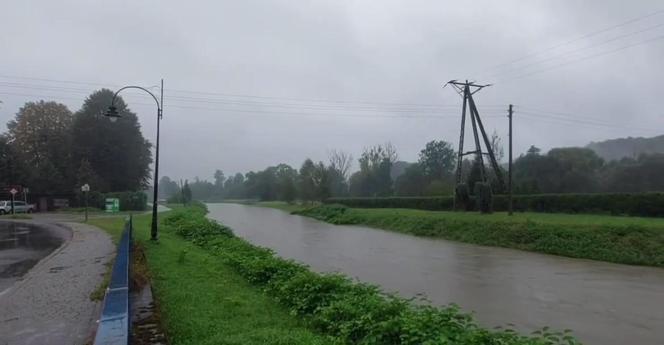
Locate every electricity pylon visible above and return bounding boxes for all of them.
[445,80,505,193]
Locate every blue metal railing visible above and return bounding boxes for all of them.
[94,216,132,345]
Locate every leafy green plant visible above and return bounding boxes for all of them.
[161,205,581,345]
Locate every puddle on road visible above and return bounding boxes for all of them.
[0,222,65,293]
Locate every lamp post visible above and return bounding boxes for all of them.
[105,79,163,241]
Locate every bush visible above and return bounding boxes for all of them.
[326,192,664,217]
[454,183,471,211]
[161,206,580,345]
[475,182,493,213]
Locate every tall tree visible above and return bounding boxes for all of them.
[328,149,352,197]
[275,164,297,203]
[298,159,317,203]
[418,140,456,181]
[71,89,152,192]
[0,134,26,187]
[7,101,73,193]
[158,176,180,199]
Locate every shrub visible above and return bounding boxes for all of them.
[475,182,493,214]
[325,192,664,217]
[161,206,580,345]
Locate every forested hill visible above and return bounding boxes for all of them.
[587,134,664,161]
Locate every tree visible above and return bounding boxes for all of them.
[490,131,505,163]
[7,101,73,193]
[328,150,352,197]
[275,164,298,203]
[158,176,180,199]
[298,159,317,203]
[213,169,225,197]
[0,134,26,187]
[313,162,331,200]
[394,163,427,196]
[350,143,397,196]
[182,180,192,204]
[418,140,456,181]
[71,89,152,192]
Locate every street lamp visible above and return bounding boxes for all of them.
[105,79,163,241]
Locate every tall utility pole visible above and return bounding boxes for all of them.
[508,104,513,216]
[445,80,505,193]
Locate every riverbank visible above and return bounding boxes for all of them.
[90,208,331,345]
[171,204,577,345]
[295,205,664,267]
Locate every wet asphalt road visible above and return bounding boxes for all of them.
[207,203,664,345]
[0,216,114,345]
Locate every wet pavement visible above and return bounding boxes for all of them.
[0,220,114,345]
[207,203,664,345]
[0,222,69,294]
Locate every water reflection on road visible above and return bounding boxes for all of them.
[0,222,64,293]
[207,203,664,345]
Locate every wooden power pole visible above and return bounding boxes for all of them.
[508,104,514,216]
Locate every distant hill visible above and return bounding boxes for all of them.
[587,135,664,161]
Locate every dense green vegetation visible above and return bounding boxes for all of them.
[296,205,664,267]
[91,210,331,345]
[325,192,664,217]
[161,204,579,345]
[1,91,152,197]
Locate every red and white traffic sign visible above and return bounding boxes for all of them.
[9,188,17,195]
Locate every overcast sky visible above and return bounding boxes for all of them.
[1,0,663,181]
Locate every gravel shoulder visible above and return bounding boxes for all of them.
[0,220,114,345]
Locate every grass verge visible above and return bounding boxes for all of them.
[90,209,331,345]
[163,204,578,345]
[296,205,664,267]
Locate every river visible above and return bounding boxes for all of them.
[206,203,664,345]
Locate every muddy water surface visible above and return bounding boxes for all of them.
[207,203,664,345]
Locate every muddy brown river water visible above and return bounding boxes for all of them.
[207,203,664,345]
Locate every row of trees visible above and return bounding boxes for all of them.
[0,91,153,195]
[161,138,664,203]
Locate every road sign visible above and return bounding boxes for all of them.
[9,188,17,195]
[81,184,90,192]
[105,198,120,213]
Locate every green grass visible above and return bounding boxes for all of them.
[297,205,664,267]
[90,211,331,345]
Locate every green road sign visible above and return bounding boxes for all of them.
[105,198,120,213]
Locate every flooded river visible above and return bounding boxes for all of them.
[207,203,664,345]
[0,221,67,294]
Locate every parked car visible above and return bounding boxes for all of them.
[0,200,35,214]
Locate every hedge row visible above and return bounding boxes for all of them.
[75,191,148,211]
[161,205,579,345]
[325,192,664,217]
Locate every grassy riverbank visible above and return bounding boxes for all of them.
[159,204,577,345]
[296,205,664,267]
[89,211,331,345]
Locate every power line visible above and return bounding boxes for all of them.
[505,34,664,80]
[518,111,659,132]
[0,73,508,110]
[0,91,507,120]
[478,8,664,75]
[488,21,664,79]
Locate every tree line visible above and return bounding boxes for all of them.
[0,90,153,196]
[162,138,664,203]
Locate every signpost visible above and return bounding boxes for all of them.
[81,184,90,222]
[105,198,120,213]
[9,188,17,215]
